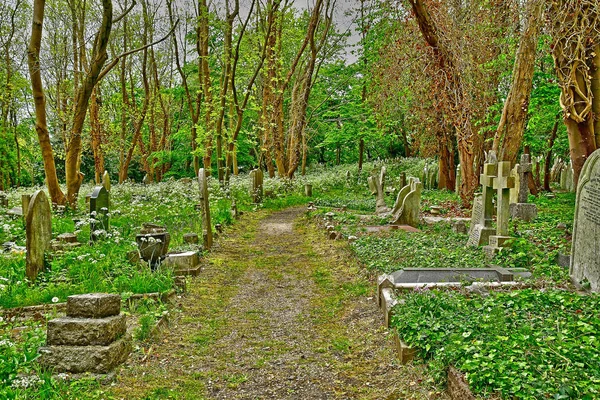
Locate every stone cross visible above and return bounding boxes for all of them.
[198,168,213,249]
[570,148,600,291]
[249,168,264,203]
[102,170,111,192]
[516,154,532,203]
[466,152,497,247]
[493,161,514,237]
[25,190,52,281]
[90,186,109,241]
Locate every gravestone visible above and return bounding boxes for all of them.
[198,168,213,250]
[391,178,422,228]
[136,224,170,270]
[102,170,110,192]
[25,190,52,281]
[89,186,109,241]
[39,293,131,374]
[510,154,538,222]
[367,167,390,215]
[400,172,407,189]
[454,164,461,195]
[484,161,515,257]
[560,164,568,190]
[22,194,31,221]
[305,184,313,197]
[565,161,575,192]
[509,163,520,205]
[249,168,264,203]
[570,149,600,291]
[0,191,7,207]
[467,152,497,247]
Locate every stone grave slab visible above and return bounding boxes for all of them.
[25,190,52,281]
[162,251,202,276]
[570,148,600,291]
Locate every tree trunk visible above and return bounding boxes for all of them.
[492,0,544,164]
[543,116,560,191]
[90,87,105,183]
[28,0,66,205]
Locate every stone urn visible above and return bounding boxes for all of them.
[135,224,171,270]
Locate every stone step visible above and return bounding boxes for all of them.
[67,293,121,319]
[47,314,126,346]
[38,334,132,374]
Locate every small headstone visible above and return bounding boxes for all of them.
[452,220,467,234]
[25,190,52,281]
[38,293,131,374]
[89,186,109,241]
[305,184,313,197]
[570,149,600,291]
[183,233,199,244]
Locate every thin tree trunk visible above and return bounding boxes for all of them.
[28,0,66,205]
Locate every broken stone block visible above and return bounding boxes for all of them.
[67,294,121,319]
[162,251,201,276]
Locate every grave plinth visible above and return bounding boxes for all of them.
[39,293,131,374]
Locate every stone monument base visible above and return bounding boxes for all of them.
[509,203,537,222]
[483,235,512,258]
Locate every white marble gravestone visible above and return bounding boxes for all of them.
[570,149,600,291]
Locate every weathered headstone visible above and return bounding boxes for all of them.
[367,167,390,215]
[89,186,109,241]
[570,149,600,291]
[38,293,131,374]
[467,152,498,247]
[102,170,110,192]
[565,161,575,192]
[509,163,520,205]
[0,191,7,208]
[249,168,264,203]
[391,178,422,228]
[484,161,515,257]
[25,190,52,281]
[510,154,538,221]
[198,168,213,250]
[305,184,313,197]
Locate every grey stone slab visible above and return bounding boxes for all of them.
[25,190,52,281]
[162,251,200,273]
[571,149,600,291]
[509,203,538,222]
[47,314,126,346]
[38,334,131,374]
[67,293,121,319]
[390,267,511,284]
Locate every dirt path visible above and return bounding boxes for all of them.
[111,208,444,399]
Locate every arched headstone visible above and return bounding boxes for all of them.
[26,190,52,281]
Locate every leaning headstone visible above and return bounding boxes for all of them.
[38,293,131,374]
[510,154,538,222]
[367,167,390,215]
[102,170,110,192]
[25,190,52,281]
[391,178,423,228]
[89,186,109,241]
[484,161,515,257]
[467,152,498,247]
[198,168,213,249]
[249,169,264,203]
[570,149,600,291]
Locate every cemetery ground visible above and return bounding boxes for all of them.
[0,159,598,399]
